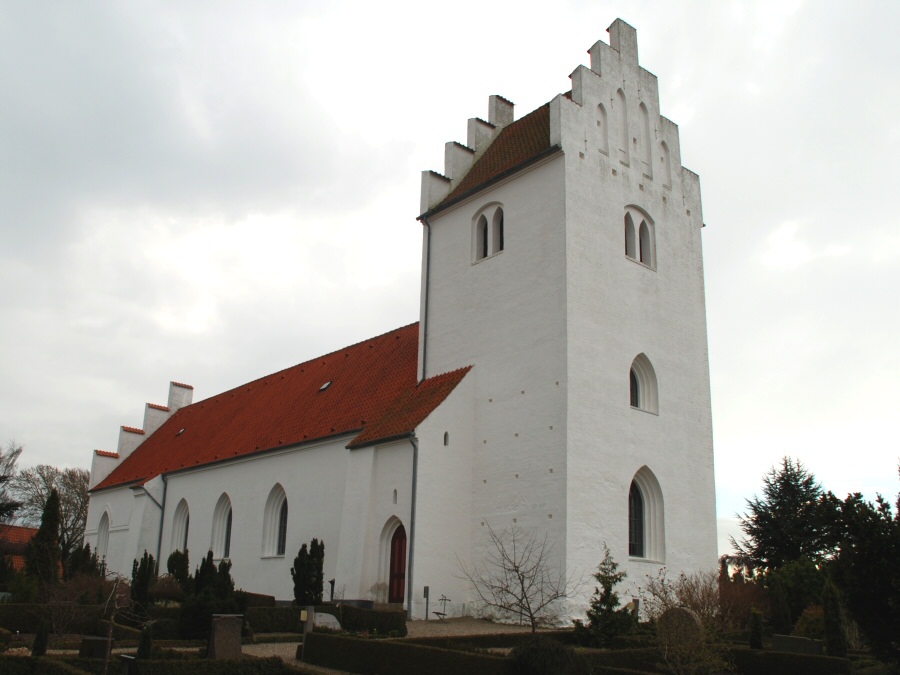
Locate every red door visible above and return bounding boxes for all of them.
[388,525,407,604]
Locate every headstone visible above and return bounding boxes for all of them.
[120,654,136,675]
[208,614,243,660]
[657,607,704,649]
[79,636,114,658]
[315,612,341,630]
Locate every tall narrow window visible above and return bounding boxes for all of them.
[478,215,489,259]
[262,484,288,556]
[277,501,288,556]
[211,493,233,560]
[172,499,190,553]
[630,467,665,561]
[629,353,658,413]
[97,512,110,561]
[629,481,645,557]
[492,208,504,253]
[639,221,652,266]
[625,213,636,259]
[223,508,232,559]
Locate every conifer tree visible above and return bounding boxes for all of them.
[26,488,60,584]
[822,578,847,657]
[583,545,634,646]
[291,543,311,605]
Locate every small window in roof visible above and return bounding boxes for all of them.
[319,381,332,391]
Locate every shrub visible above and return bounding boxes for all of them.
[749,608,763,649]
[132,551,158,615]
[245,606,302,633]
[577,545,634,647]
[31,621,49,656]
[511,634,580,675]
[821,579,847,658]
[291,539,324,606]
[148,574,185,604]
[166,549,191,594]
[335,604,407,637]
[137,624,153,659]
[792,604,825,640]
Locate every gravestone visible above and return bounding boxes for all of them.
[656,607,704,650]
[79,635,114,658]
[208,614,243,660]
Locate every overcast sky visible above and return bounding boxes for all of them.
[2,1,898,556]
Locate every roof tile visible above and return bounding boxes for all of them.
[93,323,469,491]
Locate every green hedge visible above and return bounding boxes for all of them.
[245,607,302,634]
[730,645,851,675]
[302,632,512,675]
[0,604,105,634]
[0,656,98,675]
[407,632,541,650]
[0,656,294,675]
[328,604,407,636]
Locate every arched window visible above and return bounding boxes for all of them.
[97,512,110,562]
[443,431,450,446]
[597,103,609,155]
[492,208,504,253]
[211,493,233,560]
[629,353,659,413]
[171,499,190,553]
[277,501,288,556]
[262,484,288,557]
[639,220,652,266]
[625,206,655,269]
[473,204,505,262]
[616,89,629,164]
[628,482,644,557]
[625,213,636,259]
[476,214,489,260]
[629,467,665,561]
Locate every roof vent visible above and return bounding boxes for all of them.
[319,381,332,391]
[177,428,186,436]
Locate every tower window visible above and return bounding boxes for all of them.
[624,206,655,269]
[473,204,505,262]
[629,353,658,413]
[629,481,645,557]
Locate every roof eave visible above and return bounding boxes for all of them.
[418,144,563,221]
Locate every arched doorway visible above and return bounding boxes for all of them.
[388,524,407,604]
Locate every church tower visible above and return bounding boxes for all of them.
[416,19,717,610]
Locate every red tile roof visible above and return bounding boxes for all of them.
[95,450,119,458]
[148,403,170,412]
[93,323,470,491]
[122,426,145,435]
[348,366,472,448]
[0,524,38,572]
[427,102,555,215]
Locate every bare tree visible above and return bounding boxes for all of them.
[458,524,580,632]
[0,441,23,523]
[12,464,90,577]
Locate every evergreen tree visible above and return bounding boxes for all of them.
[581,545,634,646]
[732,458,837,571]
[821,578,847,657]
[768,576,793,635]
[194,550,217,596]
[291,543,311,605]
[31,621,49,656]
[748,608,763,649]
[25,488,60,584]
[131,550,157,612]
[67,542,102,578]
[167,548,191,592]
[310,538,324,604]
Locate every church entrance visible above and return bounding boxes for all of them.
[388,524,407,604]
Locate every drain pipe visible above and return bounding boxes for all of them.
[419,217,432,383]
[406,435,419,619]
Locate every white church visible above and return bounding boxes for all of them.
[85,19,717,620]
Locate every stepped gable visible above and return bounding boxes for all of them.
[433,102,552,213]
[93,323,468,491]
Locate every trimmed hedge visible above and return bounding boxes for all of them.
[327,604,407,636]
[730,645,851,675]
[0,656,295,675]
[0,604,105,634]
[245,607,302,634]
[303,631,513,675]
